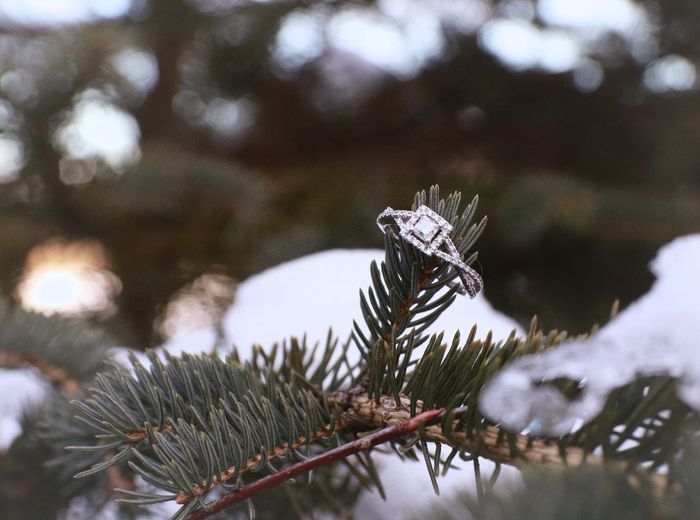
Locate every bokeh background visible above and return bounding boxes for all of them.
[1,0,699,350]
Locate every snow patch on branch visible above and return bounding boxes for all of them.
[480,234,700,436]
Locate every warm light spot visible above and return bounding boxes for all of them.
[159,273,235,339]
[16,240,120,316]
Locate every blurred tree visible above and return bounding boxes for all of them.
[0,0,698,345]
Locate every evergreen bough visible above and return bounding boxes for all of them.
[1,186,698,519]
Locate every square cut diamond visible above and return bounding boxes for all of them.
[413,215,440,242]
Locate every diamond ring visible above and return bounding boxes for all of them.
[377,205,483,297]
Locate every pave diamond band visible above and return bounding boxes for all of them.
[377,205,483,298]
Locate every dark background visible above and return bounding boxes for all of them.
[1,0,699,348]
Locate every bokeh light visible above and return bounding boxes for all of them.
[16,240,121,316]
[54,91,141,172]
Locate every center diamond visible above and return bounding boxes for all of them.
[413,215,441,242]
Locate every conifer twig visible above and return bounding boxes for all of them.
[0,350,80,393]
[184,408,448,520]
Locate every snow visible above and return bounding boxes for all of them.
[0,367,49,450]
[480,234,700,436]
[61,488,180,520]
[109,327,220,369]
[224,248,522,361]
[356,450,521,518]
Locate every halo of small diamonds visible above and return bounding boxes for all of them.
[377,205,483,298]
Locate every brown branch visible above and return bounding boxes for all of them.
[118,424,337,503]
[0,351,80,393]
[369,261,440,401]
[184,408,447,520]
[343,392,588,467]
[176,426,335,504]
[388,263,437,341]
[181,391,584,519]
[179,390,666,520]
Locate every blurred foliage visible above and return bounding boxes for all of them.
[423,428,700,520]
[427,466,657,520]
[0,0,698,344]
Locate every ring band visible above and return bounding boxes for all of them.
[377,205,483,298]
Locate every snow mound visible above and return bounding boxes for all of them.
[480,234,700,436]
[0,368,49,450]
[224,248,523,361]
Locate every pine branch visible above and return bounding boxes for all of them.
[180,378,681,520]
[183,408,447,520]
[0,300,122,517]
[338,310,694,484]
[426,466,660,520]
[0,300,112,391]
[353,186,486,401]
[68,335,356,519]
[333,391,578,468]
[61,186,700,520]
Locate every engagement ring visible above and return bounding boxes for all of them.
[377,205,483,297]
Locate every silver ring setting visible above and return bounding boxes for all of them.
[377,205,483,298]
